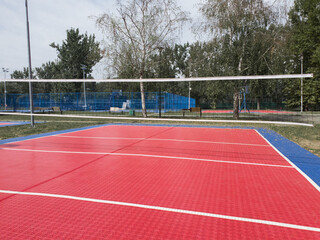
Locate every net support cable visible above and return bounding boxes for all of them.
[0,112,314,127]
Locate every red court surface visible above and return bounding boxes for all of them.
[1,125,320,239]
[0,122,16,126]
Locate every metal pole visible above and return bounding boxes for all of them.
[300,54,303,113]
[159,86,162,117]
[25,0,34,127]
[2,68,8,111]
[80,64,87,110]
[83,70,87,109]
[188,82,191,109]
[4,82,6,111]
[4,71,7,111]
[157,47,163,117]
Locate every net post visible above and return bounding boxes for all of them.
[301,53,304,113]
[80,64,87,110]
[158,86,162,118]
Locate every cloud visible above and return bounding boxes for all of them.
[0,0,197,79]
[0,0,294,79]
[0,0,111,76]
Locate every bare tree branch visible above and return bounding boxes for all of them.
[95,0,189,117]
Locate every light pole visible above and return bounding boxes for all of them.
[80,64,87,110]
[25,0,34,127]
[2,68,8,111]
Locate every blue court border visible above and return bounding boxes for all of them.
[257,128,320,188]
[0,121,31,127]
[1,123,319,188]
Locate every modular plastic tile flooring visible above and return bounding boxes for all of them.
[0,124,320,239]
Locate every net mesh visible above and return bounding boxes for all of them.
[0,91,194,112]
[0,76,318,126]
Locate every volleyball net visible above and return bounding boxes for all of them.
[0,74,318,126]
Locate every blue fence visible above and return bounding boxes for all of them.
[0,92,195,112]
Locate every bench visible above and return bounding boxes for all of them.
[34,107,53,113]
[52,107,63,114]
[182,107,202,117]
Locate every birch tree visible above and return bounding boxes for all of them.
[199,0,277,118]
[95,0,188,117]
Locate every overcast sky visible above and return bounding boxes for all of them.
[0,0,202,79]
[0,0,293,79]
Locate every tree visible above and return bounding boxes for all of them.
[95,0,189,117]
[11,68,31,80]
[35,61,63,93]
[10,65,59,94]
[10,28,102,94]
[288,0,320,110]
[50,28,102,92]
[35,61,62,79]
[199,0,286,118]
[10,68,32,94]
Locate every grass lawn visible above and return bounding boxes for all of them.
[1,114,319,157]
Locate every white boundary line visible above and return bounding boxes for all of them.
[1,190,319,232]
[255,130,320,192]
[0,147,293,168]
[0,74,313,82]
[54,135,271,147]
[0,123,127,146]
[0,112,314,127]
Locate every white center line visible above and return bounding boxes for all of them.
[1,190,319,232]
[54,135,271,147]
[0,147,292,168]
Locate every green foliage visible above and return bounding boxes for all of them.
[50,28,102,79]
[10,28,102,94]
[95,0,189,117]
[7,1,319,113]
[198,0,290,115]
[35,61,62,79]
[289,0,320,61]
[287,0,320,110]
[11,68,30,79]
[9,68,31,94]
